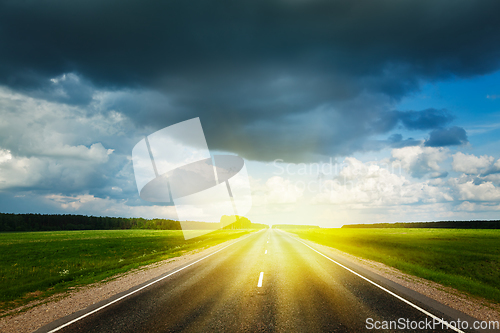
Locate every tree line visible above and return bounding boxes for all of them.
[0,213,182,232]
[342,220,500,229]
[0,213,267,232]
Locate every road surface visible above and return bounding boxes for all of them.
[37,229,487,333]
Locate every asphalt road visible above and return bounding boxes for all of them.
[37,229,487,333]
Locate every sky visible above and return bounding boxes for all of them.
[1,0,500,227]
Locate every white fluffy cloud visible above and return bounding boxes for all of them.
[310,157,453,207]
[0,149,12,164]
[391,146,449,178]
[0,146,112,191]
[455,201,500,212]
[0,87,125,157]
[251,176,304,206]
[452,152,494,174]
[264,176,304,204]
[0,86,137,196]
[450,177,500,201]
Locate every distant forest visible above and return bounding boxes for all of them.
[0,213,266,232]
[342,221,500,229]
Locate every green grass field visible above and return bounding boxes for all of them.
[0,229,252,314]
[288,228,500,304]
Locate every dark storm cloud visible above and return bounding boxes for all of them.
[377,108,455,134]
[396,109,454,131]
[387,134,421,148]
[424,126,468,147]
[0,0,497,160]
[2,0,500,89]
[388,134,404,143]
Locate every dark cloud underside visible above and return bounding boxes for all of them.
[425,126,468,147]
[0,0,498,160]
[2,0,500,88]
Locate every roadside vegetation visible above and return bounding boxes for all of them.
[288,228,500,304]
[0,229,255,315]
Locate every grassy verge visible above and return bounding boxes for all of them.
[0,229,253,314]
[287,228,500,304]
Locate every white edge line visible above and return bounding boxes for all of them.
[265,250,267,254]
[280,231,465,333]
[257,272,264,287]
[47,232,255,333]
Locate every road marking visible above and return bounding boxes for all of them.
[267,241,269,243]
[257,272,264,287]
[265,250,267,254]
[45,232,257,333]
[281,231,465,333]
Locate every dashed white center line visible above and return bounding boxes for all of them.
[257,272,264,287]
[265,250,267,254]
